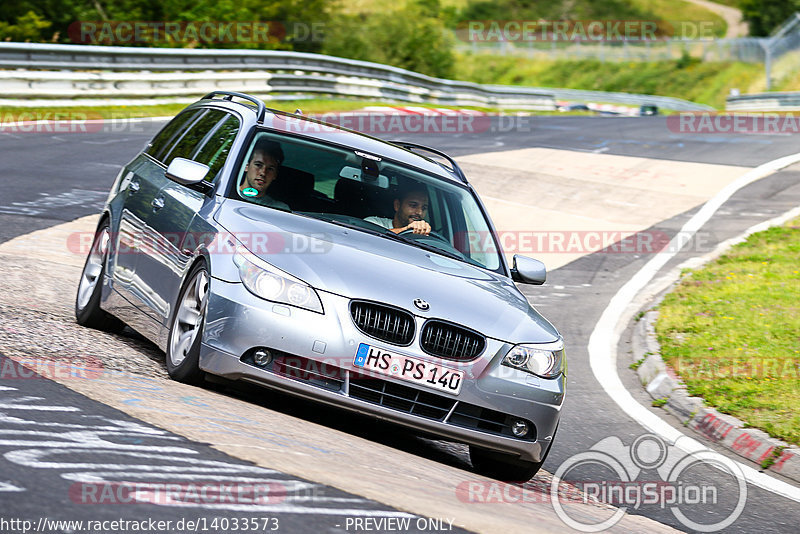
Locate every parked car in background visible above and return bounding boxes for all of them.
[639,104,659,116]
[557,102,591,112]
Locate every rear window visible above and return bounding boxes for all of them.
[145,110,200,162]
[163,109,228,165]
[192,114,240,182]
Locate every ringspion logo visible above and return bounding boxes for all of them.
[551,434,746,532]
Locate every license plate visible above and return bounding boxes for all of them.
[353,343,463,395]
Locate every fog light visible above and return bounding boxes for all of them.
[253,349,272,367]
[511,419,529,437]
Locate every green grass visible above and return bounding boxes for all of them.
[629,0,727,37]
[0,104,184,121]
[656,216,800,446]
[0,99,486,121]
[344,0,727,36]
[453,53,765,108]
[0,98,632,120]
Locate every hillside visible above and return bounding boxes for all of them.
[453,54,768,109]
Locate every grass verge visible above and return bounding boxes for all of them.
[0,98,627,121]
[0,99,418,121]
[656,216,800,446]
[453,54,765,109]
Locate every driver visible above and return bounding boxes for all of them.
[365,185,431,235]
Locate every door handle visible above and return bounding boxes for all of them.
[151,196,165,210]
[128,180,140,193]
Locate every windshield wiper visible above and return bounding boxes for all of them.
[311,213,485,268]
[380,231,479,265]
[305,214,386,235]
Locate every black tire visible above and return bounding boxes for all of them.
[165,262,209,385]
[75,220,125,332]
[469,446,544,482]
[470,424,558,482]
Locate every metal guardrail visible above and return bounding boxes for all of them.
[540,88,714,111]
[0,42,711,111]
[726,91,800,111]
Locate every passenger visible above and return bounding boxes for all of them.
[365,185,431,235]
[239,139,289,210]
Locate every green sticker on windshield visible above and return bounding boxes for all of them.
[242,187,259,197]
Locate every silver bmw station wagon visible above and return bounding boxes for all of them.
[76,92,565,481]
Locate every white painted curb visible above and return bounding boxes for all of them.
[631,204,800,483]
[588,152,800,503]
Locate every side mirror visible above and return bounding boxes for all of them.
[166,158,212,192]
[510,255,546,285]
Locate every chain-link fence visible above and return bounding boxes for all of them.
[457,38,766,63]
[456,13,800,90]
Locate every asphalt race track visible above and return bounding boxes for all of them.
[1,114,799,533]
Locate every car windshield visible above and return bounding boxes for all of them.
[229,130,503,272]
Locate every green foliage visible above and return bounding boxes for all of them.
[413,0,442,18]
[457,0,650,21]
[0,0,330,50]
[0,11,53,42]
[453,0,726,38]
[676,50,695,69]
[760,446,785,469]
[629,356,647,370]
[655,216,800,446]
[322,7,455,78]
[740,0,799,36]
[453,53,764,108]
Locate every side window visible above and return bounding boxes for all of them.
[145,110,200,162]
[192,115,240,182]
[162,109,227,165]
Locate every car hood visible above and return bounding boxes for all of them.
[215,201,559,344]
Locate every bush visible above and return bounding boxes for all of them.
[321,7,455,78]
[0,11,52,42]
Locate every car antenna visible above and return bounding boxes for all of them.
[294,109,303,115]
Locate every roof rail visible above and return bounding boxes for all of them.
[391,141,468,183]
[201,91,267,122]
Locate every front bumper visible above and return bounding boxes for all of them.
[199,277,565,462]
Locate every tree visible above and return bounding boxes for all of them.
[0,11,53,42]
[322,6,455,78]
[740,0,800,36]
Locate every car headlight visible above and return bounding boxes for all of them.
[502,344,565,378]
[233,247,323,313]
